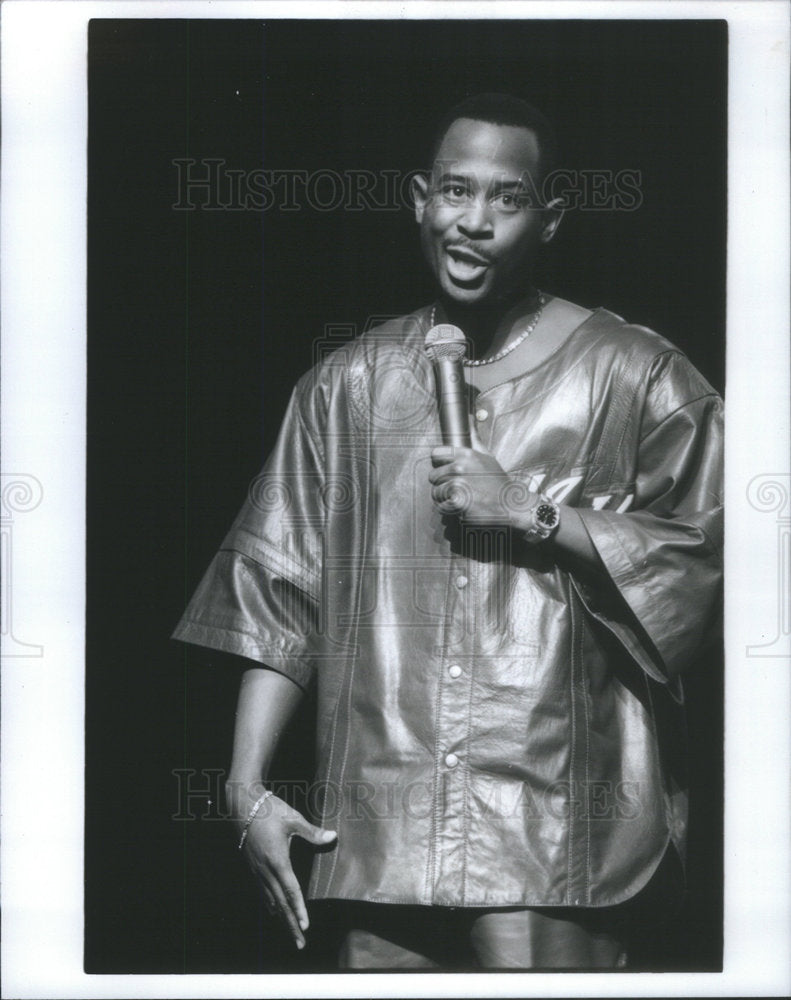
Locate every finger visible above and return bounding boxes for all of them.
[428,463,462,484]
[278,862,311,932]
[432,483,454,503]
[270,859,310,938]
[253,864,291,922]
[266,870,306,949]
[430,446,469,466]
[432,484,468,512]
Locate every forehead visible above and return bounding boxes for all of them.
[433,118,542,179]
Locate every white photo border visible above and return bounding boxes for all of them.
[2,1,789,997]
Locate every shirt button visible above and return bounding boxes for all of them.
[455,574,468,589]
[445,753,459,768]
[475,408,489,422]
[448,664,462,679]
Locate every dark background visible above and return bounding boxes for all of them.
[86,18,726,973]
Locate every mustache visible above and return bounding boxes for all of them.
[443,240,494,265]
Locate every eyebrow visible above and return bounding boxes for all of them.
[435,171,529,192]
[435,172,471,184]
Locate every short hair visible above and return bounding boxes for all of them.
[429,92,559,182]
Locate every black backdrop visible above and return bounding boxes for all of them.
[86,18,726,973]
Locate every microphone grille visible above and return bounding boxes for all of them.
[425,324,467,362]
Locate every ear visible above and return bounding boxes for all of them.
[539,196,564,244]
[411,172,430,223]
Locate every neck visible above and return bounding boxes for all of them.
[435,288,540,361]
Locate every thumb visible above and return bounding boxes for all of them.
[293,816,337,846]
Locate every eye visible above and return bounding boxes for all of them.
[491,192,526,213]
[440,183,469,204]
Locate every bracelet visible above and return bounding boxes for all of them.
[237,790,274,850]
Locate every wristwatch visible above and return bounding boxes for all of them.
[522,494,560,544]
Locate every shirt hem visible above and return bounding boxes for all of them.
[307,832,676,910]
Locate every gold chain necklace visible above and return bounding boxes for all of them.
[429,292,545,366]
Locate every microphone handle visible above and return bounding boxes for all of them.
[434,356,472,448]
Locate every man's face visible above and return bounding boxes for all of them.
[413,117,558,309]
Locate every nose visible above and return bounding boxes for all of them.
[456,197,494,238]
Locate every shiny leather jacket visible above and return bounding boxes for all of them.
[174,304,723,908]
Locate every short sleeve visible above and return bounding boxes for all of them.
[172,379,327,690]
[576,352,723,684]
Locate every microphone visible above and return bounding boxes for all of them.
[424,324,471,448]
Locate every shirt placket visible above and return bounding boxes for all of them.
[429,396,494,905]
[430,550,476,905]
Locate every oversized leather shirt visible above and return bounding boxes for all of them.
[174,305,723,909]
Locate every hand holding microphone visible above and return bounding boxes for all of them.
[424,322,561,539]
[425,323,510,523]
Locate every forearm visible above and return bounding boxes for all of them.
[549,504,604,571]
[224,666,331,950]
[509,499,604,575]
[226,666,305,819]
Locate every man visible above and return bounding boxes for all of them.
[174,93,723,969]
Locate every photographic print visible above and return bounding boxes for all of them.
[87,16,725,974]
[2,3,789,997]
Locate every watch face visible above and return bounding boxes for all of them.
[535,502,559,529]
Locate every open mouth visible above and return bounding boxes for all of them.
[445,246,490,284]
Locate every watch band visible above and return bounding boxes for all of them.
[522,493,560,544]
